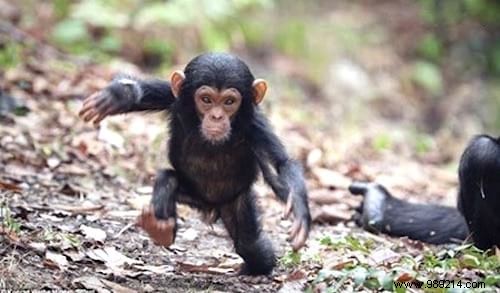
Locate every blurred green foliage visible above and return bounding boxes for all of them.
[47,0,274,67]
[417,0,500,130]
[0,41,21,69]
[417,0,500,75]
[411,61,443,95]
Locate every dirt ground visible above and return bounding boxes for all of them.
[0,58,480,292]
[1,4,499,289]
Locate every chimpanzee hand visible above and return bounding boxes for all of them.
[283,190,311,251]
[136,205,176,247]
[79,79,138,126]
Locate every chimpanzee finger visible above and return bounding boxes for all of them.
[288,218,301,241]
[80,99,106,122]
[79,108,95,122]
[81,92,100,108]
[79,99,98,118]
[283,195,293,219]
[82,108,102,123]
[79,103,94,118]
[79,92,110,119]
[93,102,120,126]
[80,92,106,115]
[292,222,308,251]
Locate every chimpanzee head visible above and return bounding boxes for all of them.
[170,53,267,144]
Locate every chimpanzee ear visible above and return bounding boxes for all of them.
[170,70,185,98]
[252,79,267,105]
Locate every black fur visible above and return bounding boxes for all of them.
[349,182,468,244]
[350,135,500,250]
[108,76,176,113]
[103,53,311,275]
[458,135,500,249]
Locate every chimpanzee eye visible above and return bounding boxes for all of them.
[201,96,211,104]
[224,98,235,105]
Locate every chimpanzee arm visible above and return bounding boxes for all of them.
[79,75,175,126]
[251,111,311,250]
[349,182,469,244]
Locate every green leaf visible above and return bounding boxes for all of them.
[0,42,21,69]
[460,254,481,268]
[72,0,129,28]
[279,250,301,267]
[364,277,381,290]
[319,236,333,246]
[373,133,393,151]
[484,274,500,286]
[201,23,230,51]
[418,34,442,61]
[51,19,89,45]
[98,35,121,53]
[411,61,443,95]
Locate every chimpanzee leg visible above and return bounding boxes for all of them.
[219,191,276,276]
[136,169,179,246]
[349,182,469,244]
[151,169,178,220]
[151,169,212,221]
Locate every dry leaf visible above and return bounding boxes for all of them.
[396,272,414,282]
[177,261,235,275]
[306,148,323,167]
[86,247,142,268]
[0,180,21,192]
[126,195,151,210]
[309,189,360,207]
[287,269,307,281]
[54,202,104,214]
[64,250,86,262]
[80,224,107,242]
[73,276,111,293]
[370,248,400,264]
[45,251,69,270]
[179,227,198,241]
[312,205,352,223]
[28,242,47,254]
[98,121,125,149]
[100,279,136,293]
[132,264,175,274]
[312,168,351,189]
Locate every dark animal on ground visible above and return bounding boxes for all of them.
[349,135,500,250]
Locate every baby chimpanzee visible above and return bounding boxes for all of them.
[80,53,311,275]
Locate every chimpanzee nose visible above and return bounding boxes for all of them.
[210,110,223,121]
[211,114,222,120]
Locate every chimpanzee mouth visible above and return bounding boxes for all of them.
[200,127,231,144]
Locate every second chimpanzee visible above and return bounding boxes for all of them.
[79,53,311,275]
[349,135,500,250]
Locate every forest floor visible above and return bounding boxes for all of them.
[2,51,498,293]
[1,5,499,292]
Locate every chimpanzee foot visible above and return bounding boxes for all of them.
[137,205,176,247]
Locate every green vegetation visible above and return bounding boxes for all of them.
[309,235,500,292]
[1,204,21,234]
[279,250,302,268]
[0,41,21,69]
